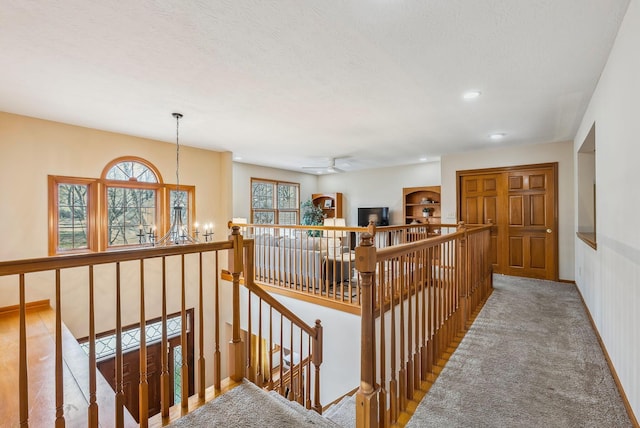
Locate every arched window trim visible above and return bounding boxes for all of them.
[101,156,164,184]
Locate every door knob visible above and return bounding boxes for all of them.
[546,229,552,233]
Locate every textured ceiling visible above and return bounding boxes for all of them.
[0,1,630,173]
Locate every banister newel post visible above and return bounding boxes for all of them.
[312,319,323,414]
[355,233,379,428]
[229,226,245,381]
[457,222,470,330]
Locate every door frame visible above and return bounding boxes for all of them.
[456,162,559,281]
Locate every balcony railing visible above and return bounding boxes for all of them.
[355,223,493,427]
[0,227,323,427]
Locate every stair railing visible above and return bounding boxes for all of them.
[0,226,324,427]
[355,223,493,427]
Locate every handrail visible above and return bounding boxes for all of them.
[0,241,233,276]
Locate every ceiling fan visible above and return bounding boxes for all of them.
[301,157,347,174]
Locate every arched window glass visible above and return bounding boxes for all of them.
[106,160,158,183]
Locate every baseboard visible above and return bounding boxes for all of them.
[575,286,639,427]
[558,278,576,284]
[0,299,50,316]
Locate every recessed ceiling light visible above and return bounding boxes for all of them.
[463,90,481,100]
[233,156,242,161]
[419,157,428,162]
[489,133,506,140]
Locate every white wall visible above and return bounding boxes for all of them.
[318,162,441,226]
[573,0,639,419]
[264,293,361,404]
[440,140,575,280]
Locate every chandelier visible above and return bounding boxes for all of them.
[154,112,209,245]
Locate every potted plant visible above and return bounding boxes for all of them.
[301,199,325,236]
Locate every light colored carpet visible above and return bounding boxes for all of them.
[407,275,632,428]
[168,380,338,427]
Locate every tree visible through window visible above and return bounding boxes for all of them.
[251,179,299,224]
[57,182,89,250]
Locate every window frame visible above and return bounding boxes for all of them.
[250,178,300,225]
[48,175,98,255]
[49,156,196,255]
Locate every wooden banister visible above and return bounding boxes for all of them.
[356,224,493,427]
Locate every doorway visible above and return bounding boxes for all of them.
[457,163,558,280]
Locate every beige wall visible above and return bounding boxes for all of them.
[0,111,232,385]
[573,0,639,418]
[441,140,575,280]
[0,111,231,260]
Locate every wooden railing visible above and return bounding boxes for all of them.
[0,226,323,427]
[227,221,447,313]
[355,223,493,427]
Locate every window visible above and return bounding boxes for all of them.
[49,176,96,254]
[49,156,196,254]
[251,178,299,225]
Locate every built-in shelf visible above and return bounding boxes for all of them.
[311,193,343,219]
[403,186,441,226]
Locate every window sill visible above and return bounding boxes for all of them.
[576,232,597,250]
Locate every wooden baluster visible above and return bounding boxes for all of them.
[139,260,149,427]
[378,257,387,428]
[180,254,189,408]
[18,274,28,428]
[389,260,398,424]
[160,257,170,417]
[198,253,205,399]
[268,307,274,390]
[413,250,421,391]
[55,269,65,427]
[298,328,303,405]
[312,319,323,415]
[399,256,408,411]
[257,298,263,387]
[214,251,221,390]
[406,253,414,401]
[355,233,378,428]
[290,320,294,401]
[115,262,124,428]
[420,247,428,381]
[279,313,284,396]
[306,338,312,410]
[88,266,98,427]
[247,291,253,382]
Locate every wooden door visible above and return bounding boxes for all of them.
[459,173,502,270]
[504,168,556,279]
[458,163,558,280]
[97,334,193,422]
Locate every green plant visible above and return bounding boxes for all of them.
[301,199,325,236]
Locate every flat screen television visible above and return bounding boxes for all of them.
[358,207,390,227]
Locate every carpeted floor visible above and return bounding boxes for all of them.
[407,275,632,428]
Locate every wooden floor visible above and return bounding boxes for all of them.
[0,301,137,427]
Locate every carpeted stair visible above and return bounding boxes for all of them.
[168,380,343,427]
[323,394,356,428]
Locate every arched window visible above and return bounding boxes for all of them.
[102,158,163,247]
[49,156,196,254]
